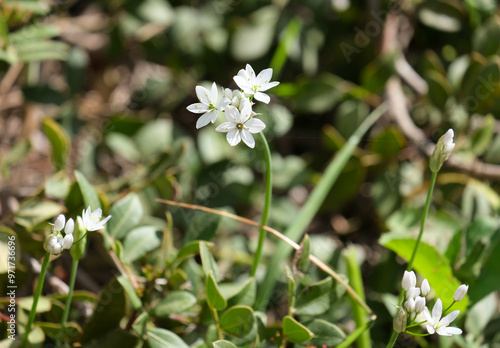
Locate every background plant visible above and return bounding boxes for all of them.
[1,0,500,347]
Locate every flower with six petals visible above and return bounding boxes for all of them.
[82,206,112,231]
[186,82,230,129]
[424,299,462,336]
[233,64,279,104]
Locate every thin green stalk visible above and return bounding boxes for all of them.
[57,258,79,347]
[250,132,272,277]
[343,246,371,348]
[386,331,399,348]
[210,307,223,340]
[256,103,388,311]
[21,253,51,348]
[269,16,302,77]
[407,171,437,271]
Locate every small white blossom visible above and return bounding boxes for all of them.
[421,279,430,297]
[61,234,74,249]
[415,296,426,314]
[54,214,66,232]
[405,298,415,313]
[430,129,455,172]
[453,284,469,302]
[82,206,112,231]
[215,100,266,148]
[186,82,230,129]
[424,299,462,336]
[233,64,279,104]
[402,271,417,292]
[406,287,421,300]
[65,218,74,235]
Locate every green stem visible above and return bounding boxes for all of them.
[443,300,456,314]
[210,307,223,340]
[407,171,437,272]
[386,331,399,348]
[250,132,272,277]
[57,258,79,347]
[21,253,51,348]
[256,103,389,311]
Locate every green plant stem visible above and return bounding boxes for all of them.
[210,307,223,340]
[343,246,371,348]
[250,132,272,277]
[386,331,399,348]
[21,252,51,348]
[255,102,388,311]
[407,171,437,271]
[57,258,79,347]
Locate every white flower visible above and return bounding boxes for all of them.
[421,279,430,296]
[65,218,74,235]
[82,206,112,231]
[453,284,469,302]
[54,214,66,231]
[215,100,266,148]
[406,287,420,300]
[44,234,63,255]
[186,82,230,129]
[424,299,462,336]
[415,296,426,314]
[402,271,416,292]
[405,298,415,313]
[430,128,455,172]
[233,64,279,104]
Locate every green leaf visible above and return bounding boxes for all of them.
[472,18,500,56]
[380,233,468,313]
[9,24,60,43]
[15,40,70,62]
[18,296,51,312]
[106,133,141,163]
[465,292,497,339]
[418,0,462,32]
[81,330,138,348]
[69,215,87,260]
[151,291,197,318]
[220,305,254,336]
[135,119,173,157]
[370,126,406,159]
[334,99,369,139]
[469,229,500,303]
[43,118,70,171]
[200,242,219,282]
[426,70,452,110]
[107,193,143,239]
[295,278,332,316]
[122,226,161,262]
[184,212,221,244]
[82,277,126,343]
[226,277,256,307]
[213,341,238,348]
[470,114,495,156]
[117,275,142,311]
[37,321,82,341]
[14,199,63,230]
[206,273,227,311]
[75,170,101,211]
[176,240,215,262]
[282,316,314,343]
[66,46,89,95]
[45,172,71,199]
[146,327,189,348]
[307,319,346,346]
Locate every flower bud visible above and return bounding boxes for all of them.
[65,218,74,235]
[453,284,469,302]
[62,234,74,249]
[414,296,426,314]
[406,287,421,300]
[53,243,63,255]
[421,279,430,296]
[405,298,415,313]
[402,271,416,291]
[430,129,455,173]
[54,214,66,231]
[393,308,407,333]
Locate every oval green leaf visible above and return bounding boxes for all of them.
[220,305,254,336]
[107,193,143,239]
[147,327,189,348]
[206,273,227,311]
[151,291,197,318]
[283,315,314,343]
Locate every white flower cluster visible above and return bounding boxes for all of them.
[186,64,279,148]
[398,271,468,336]
[44,206,111,255]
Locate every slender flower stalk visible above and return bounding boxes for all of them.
[20,253,51,348]
[57,259,79,347]
[250,132,272,276]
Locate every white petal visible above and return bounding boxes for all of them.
[442,129,454,146]
[100,215,112,226]
[234,75,250,91]
[227,129,241,146]
[92,208,103,217]
[254,91,270,104]
[196,111,216,129]
[426,324,435,334]
[440,310,460,326]
[259,81,280,92]
[432,299,443,320]
[215,122,236,132]
[210,82,218,102]
[239,101,253,123]
[439,327,462,336]
[256,68,273,87]
[423,307,434,325]
[241,129,255,148]
[187,103,209,114]
[245,118,266,133]
[195,85,211,105]
[62,234,74,249]
[224,105,240,123]
[53,243,63,254]
[245,64,256,80]
[217,97,231,111]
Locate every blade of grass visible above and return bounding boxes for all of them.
[269,17,302,77]
[255,102,388,311]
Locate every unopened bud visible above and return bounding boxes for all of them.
[430,129,455,172]
[453,284,469,302]
[393,308,407,333]
[402,271,416,291]
[54,214,66,231]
